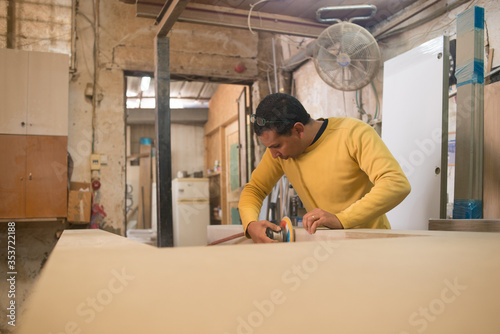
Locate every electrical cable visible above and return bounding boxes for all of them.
[355,81,380,121]
[371,81,380,120]
[247,0,268,35]
[355,89,367,115]
[207,232,245,246]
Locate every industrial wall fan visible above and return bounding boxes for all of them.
[313,5,381,91]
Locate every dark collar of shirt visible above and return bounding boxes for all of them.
[310,119,328,146]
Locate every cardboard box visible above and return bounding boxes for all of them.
[67,182,91,224]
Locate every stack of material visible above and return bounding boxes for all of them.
[126,228,157,246]
[453,6,485,218]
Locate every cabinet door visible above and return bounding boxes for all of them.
[0,135,27,218]
[0,49,29,135]
[27,51,69,136]
[25,136,68,218]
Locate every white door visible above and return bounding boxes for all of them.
[382,36,449,230]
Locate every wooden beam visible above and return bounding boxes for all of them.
[155,0,190,37]
[178,3,329,38]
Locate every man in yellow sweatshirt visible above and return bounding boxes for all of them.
[238,93,411,243]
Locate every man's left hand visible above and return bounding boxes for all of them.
[303,209,343,234]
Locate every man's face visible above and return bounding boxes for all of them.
[258,128,303,160]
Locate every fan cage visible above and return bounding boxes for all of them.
[313,22,381,91]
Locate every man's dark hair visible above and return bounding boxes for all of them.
[254,93,311,136]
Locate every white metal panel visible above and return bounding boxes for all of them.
[0,48,28,135]
[382,36,448,230]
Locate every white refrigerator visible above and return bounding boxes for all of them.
[172,178,210,247]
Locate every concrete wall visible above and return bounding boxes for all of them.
[70,2,261,234]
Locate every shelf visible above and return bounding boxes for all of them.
[207,172,221,177]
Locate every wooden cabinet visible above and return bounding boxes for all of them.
[0,48,69,220]
[0,135,26,218]
[0,135,68,218]
[0,48,68,136]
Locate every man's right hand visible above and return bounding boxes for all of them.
[247,220,282,243]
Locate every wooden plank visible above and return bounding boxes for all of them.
[0,134,27,218]
[220,127,227,225]
[206,130,222,225]
[225,121,240,225]
[15,228,500,333]
[155,0,190,37]
[26,135,67,218]
[483,81,500,218]
[237,89,248,187]
[207,225,432,245]
[429,219,500,232]
[137,144,152,229]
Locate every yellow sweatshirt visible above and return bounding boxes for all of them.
[239,117,411,234]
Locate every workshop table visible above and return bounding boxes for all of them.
[15,228,500,333]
